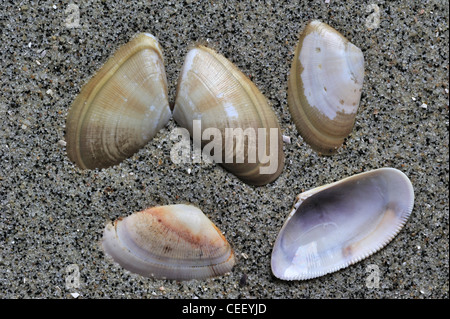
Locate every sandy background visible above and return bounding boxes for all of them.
[0,0,448,298]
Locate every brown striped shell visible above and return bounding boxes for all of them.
[173,45,284,186]
[66,33,171,169]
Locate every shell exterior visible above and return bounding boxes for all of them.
[102,204,235,281]
[173,45,284,186]
[271,168,414,280]
[288,20,365,155]
[66,33,171,169]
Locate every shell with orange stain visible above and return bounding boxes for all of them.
[102,204,235,281]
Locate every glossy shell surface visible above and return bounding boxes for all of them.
[271,168,414,280]
[173,45,284,186]
[288,20,364,155]
[66,33,171,169]
[102,204,235,281]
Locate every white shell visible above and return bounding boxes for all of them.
[102,204,235,281]
[288,20,364,155]
[66,33,171,169]
[271,168,414,280]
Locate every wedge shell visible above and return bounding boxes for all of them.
[288,20,364,155]
[66,33,171,169]
[271,168,414,280]
[102,204,235,281]
[173,46,284,186]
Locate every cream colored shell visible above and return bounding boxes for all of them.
[173,46,284,186]
[102,204,236,281]
[65,33,171,169]
[288,20,365,155]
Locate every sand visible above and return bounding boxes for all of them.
[0,0,448,299]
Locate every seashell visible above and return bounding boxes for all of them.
[288,20,365,155]
[271,168,414,280]
[102,204,235,281]
[65,33,171,169]
[173,45,284,186]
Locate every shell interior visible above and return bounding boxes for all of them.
[173,45,284,186]
[102,204,235,281]
[65,33,171,169]
[271,168,414,280]
[288,20,365,155]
